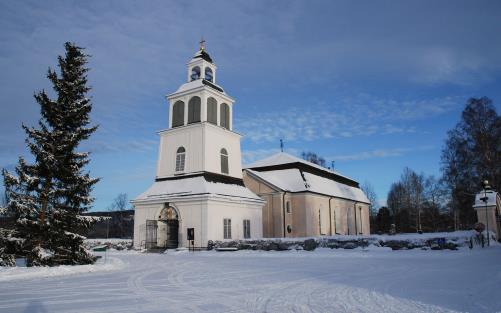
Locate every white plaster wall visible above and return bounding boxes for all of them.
[134,196,263,249]
[206,199,263,241]
[174,200,208,248]
[133,203,164,249]
[156,123,242,179]
[204,123,242,178]
[476,206,499,239]
[156,124,204,178]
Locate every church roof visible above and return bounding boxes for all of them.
[191,49,213,63]
[245,168,370,203]
[133,175,262,203]
[245,152,357,186]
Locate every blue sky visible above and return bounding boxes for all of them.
[1,1,500,210]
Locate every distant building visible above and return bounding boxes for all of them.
[473,187,501,240]
[243,153,371,237]
[132,43,264,250]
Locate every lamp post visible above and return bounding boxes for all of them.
[480,180,491,247]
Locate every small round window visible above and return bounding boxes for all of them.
[287,225,292,233]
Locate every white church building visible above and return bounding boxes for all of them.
[132,43,264,249]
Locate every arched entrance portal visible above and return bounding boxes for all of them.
[157,206,179,249]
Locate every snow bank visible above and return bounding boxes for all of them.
[0,255,125,282]
[84,238,133,250]
[211,231,494,251]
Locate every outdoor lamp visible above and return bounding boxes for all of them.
[480,180,491,246]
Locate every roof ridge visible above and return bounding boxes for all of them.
[245,152,354,182]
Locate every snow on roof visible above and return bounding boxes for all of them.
[245,152,354,182]
[246,169,370,203]
[133,176,262,202]
[190,49,213,63]
[246,168,308,192]
[473,190,499,208]
[170,79,226,96]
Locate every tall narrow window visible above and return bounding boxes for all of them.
[359,206,363,234]
[207,97,217,125]
[223,218,232,239]
[205,67,213,82]
[286,201,291,214]
[175,147,186,172]
[191,66,200,81]
[220,148,229,174]
[347,207,352,235]
[243,219,251,239]
[188,96,201,124]
[334,208,341,235]
[220,103,230,129]
[172,101,185,127]
[319,209,323,235]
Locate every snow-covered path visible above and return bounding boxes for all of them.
[0,247,500,313]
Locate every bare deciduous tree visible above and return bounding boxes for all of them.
[441,97,501,227]
[301,151,327,168]
[387,168,453,233]
[361,181,378,216]
[109,193,129,212]
[107,193,130,238]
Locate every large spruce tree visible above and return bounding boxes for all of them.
[2,42,99,266]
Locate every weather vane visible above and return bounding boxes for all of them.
[199,37,206,51]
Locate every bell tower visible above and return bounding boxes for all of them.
[133,42,264,250]
[156,41,242,180]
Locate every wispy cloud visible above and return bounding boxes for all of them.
[83,138,158,154]
[330,145,435,161]
[235,95,458,143]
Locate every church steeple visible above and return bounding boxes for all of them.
[157,43,241,180]
[187,40,215,82]
[167,42,233,131]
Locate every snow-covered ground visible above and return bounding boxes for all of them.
[0,246,500,313]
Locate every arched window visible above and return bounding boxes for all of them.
[220,103,230,129]
[172,101,185,127]
[159,206,178,220]
[207,97,217,125]
[334,207,341,235]
[175,147,186,172]
[205,67,213,82]
[188,96,201,124]
[220,148,229,174]
[191,66,200,81]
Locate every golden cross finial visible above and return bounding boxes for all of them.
[199,37,206,51]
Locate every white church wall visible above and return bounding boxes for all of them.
[156,125,204,178]
[174,200,208,248]
[133,203,164,249]
[204,123,242,178]
[156,123,242,179]
[206,199,263,241]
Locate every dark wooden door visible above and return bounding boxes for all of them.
[166,219,179,249]
[145,220,158,249]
